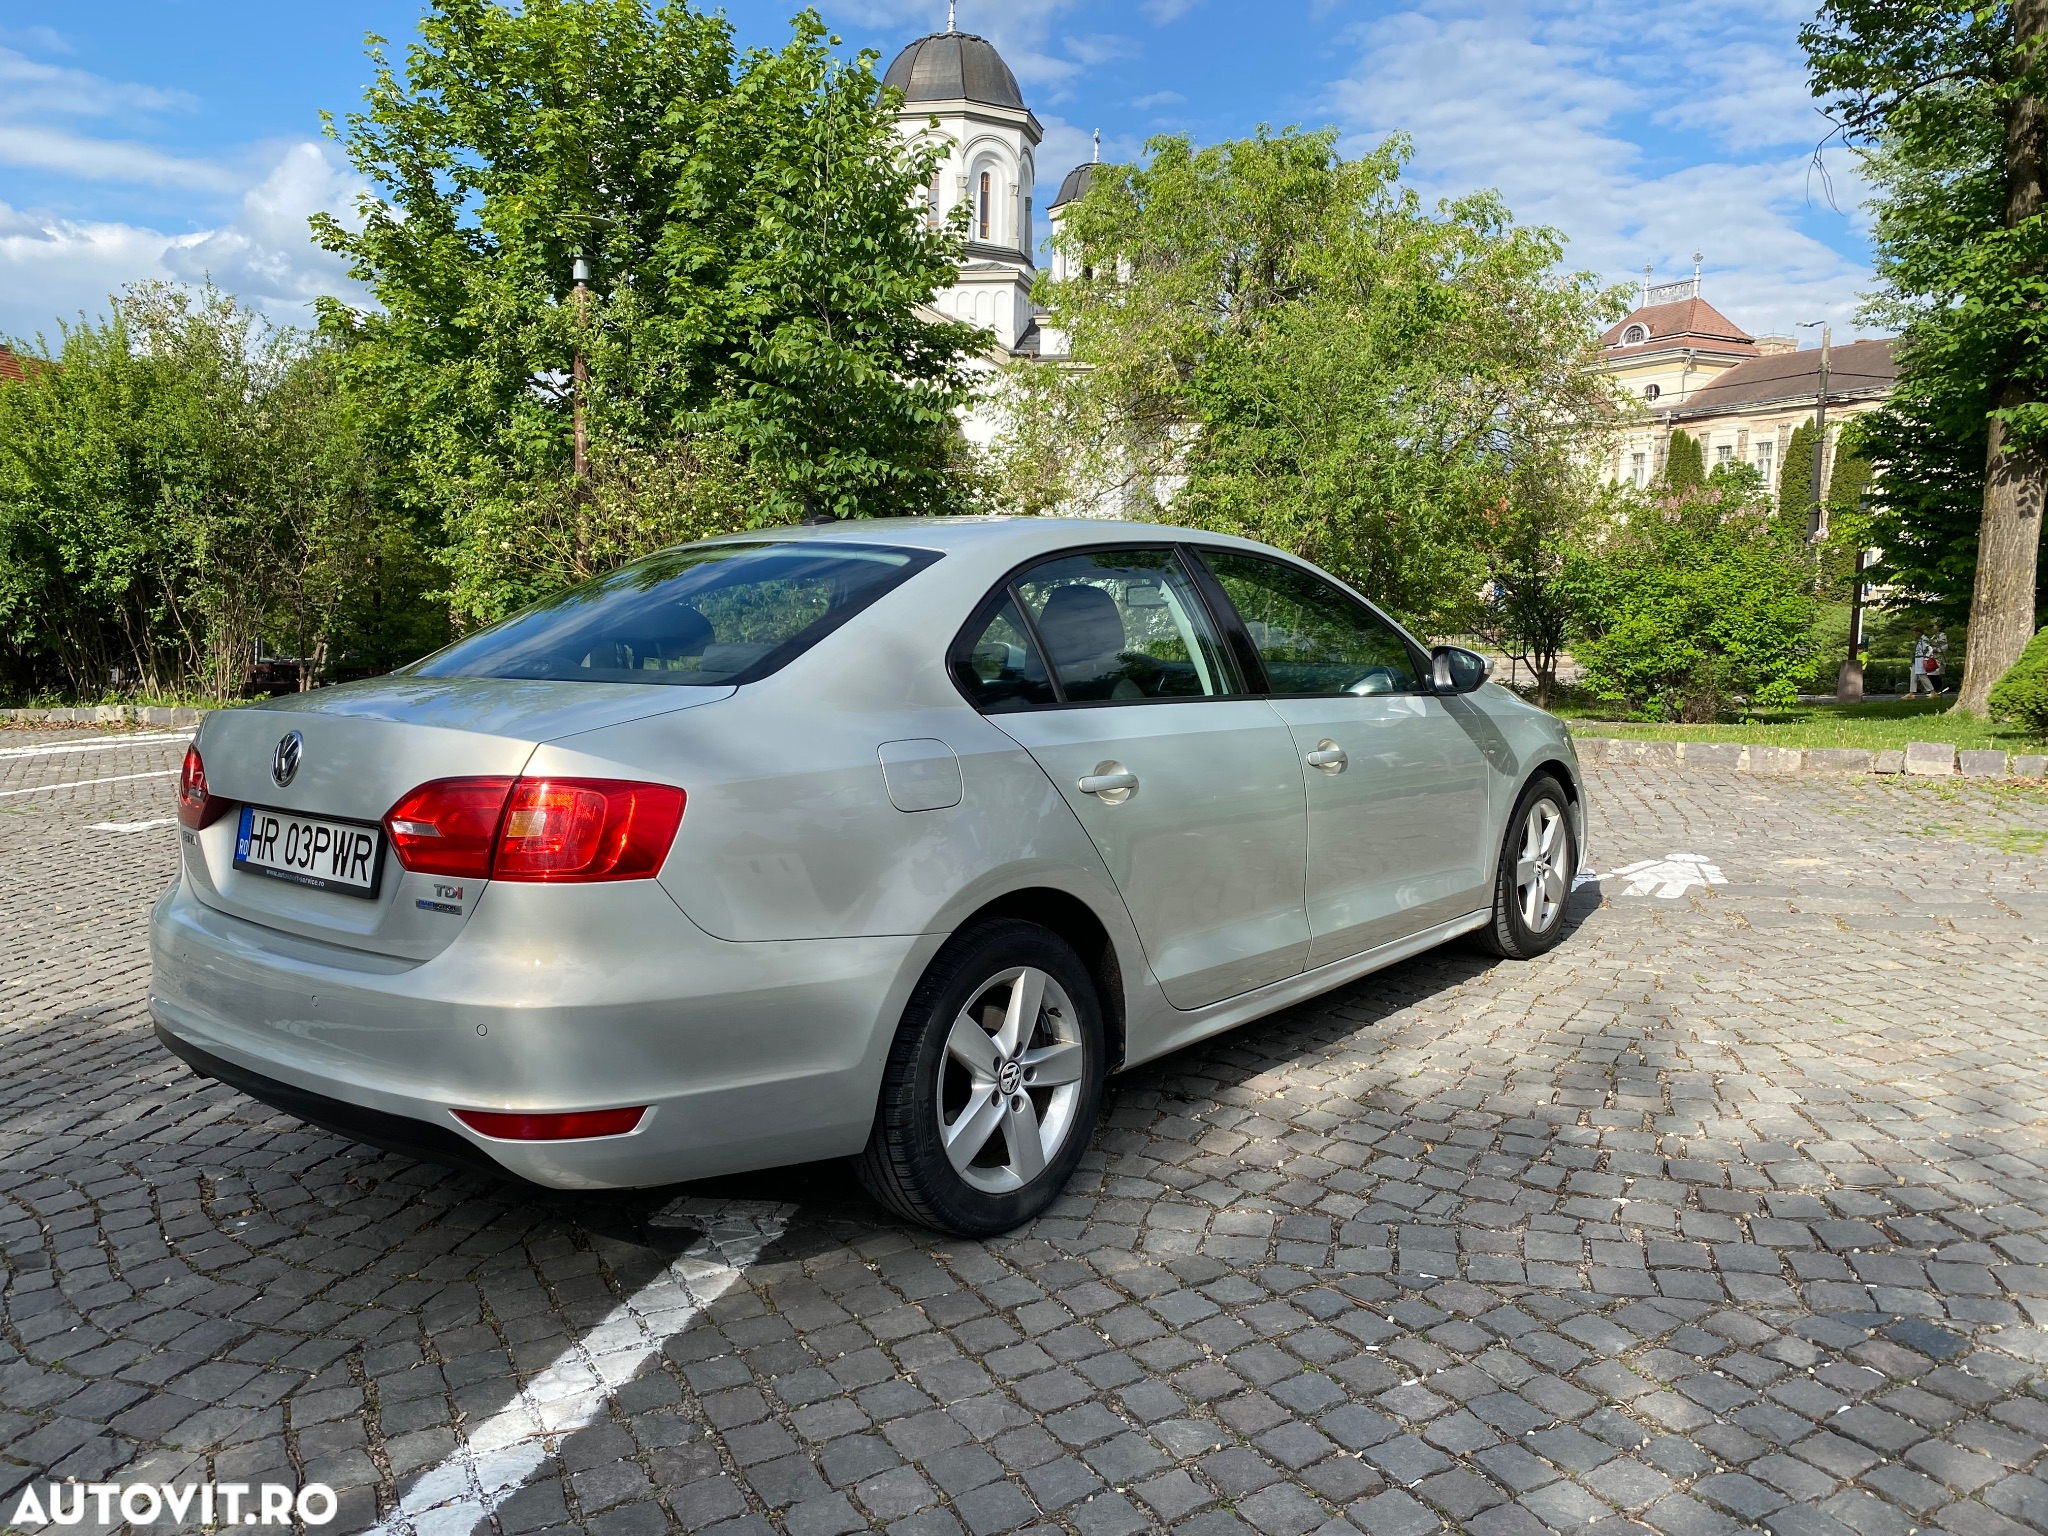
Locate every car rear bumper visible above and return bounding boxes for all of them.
[149,878,937,1189]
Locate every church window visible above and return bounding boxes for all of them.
[927,173,941,229]
[978,171,992,241]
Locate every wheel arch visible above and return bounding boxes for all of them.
[951,887,1128,1072]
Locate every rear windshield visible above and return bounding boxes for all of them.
[407,541,939,687]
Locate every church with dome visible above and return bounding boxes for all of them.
[882,9,1095,366]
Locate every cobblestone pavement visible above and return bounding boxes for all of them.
[4,730,2048,1536]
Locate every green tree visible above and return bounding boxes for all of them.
[1570,481,1821,721]
[1662,430,1705,491]
[997,128,1625,632]
[0,284,415,701]
[1779,420,1818,518]
[316,0,984,625]
[1804,0,2048,714]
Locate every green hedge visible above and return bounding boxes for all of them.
[1988,627,2048,733]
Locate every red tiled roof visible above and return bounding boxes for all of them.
[0,345,25,384]
[1668,337,1897,418]
[1603,297,1756,355]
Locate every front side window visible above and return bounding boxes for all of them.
[1200,550,1420,696]
[410,541,936,687]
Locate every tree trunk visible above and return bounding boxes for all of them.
[1957,389,2045,713]
[1956,0,2047,715]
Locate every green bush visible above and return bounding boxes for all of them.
[1569,484,1819,721]
[1987,627,2048,735]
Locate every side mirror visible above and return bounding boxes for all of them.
[1431,645,1491,694]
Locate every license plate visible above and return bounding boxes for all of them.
[234,805,386,899]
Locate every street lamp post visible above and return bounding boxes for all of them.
[571,255,592,484]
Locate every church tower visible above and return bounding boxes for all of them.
[885,9,1041,353]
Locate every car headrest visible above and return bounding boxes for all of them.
[1036,585,1127,669]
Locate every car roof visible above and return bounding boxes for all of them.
[694,517,1290,560]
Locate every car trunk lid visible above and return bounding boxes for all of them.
[182,677,729,959]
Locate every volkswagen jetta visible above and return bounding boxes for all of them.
[151,519,1584,1236]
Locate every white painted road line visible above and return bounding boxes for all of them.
[362,1199,794,1536]
[88,817,180,833]
[0,769,181,799]
[0,732,192,759]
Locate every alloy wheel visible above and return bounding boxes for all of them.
[1515,798,1569,933]
[937,966,1085,1194]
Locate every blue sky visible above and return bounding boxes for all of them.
[0,0,1873,345]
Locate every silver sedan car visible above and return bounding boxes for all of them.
[151,519,1584,1236]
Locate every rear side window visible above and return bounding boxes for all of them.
[409,541,938,687]
[1201,550,1421,695]
[1017,549,1234,703]
[956,595,1059,712]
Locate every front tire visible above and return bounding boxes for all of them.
[857,920,1105,1237]
[1477,775,1576,959]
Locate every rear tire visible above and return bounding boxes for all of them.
[857,920,1104,1237]
[1477,775,1576,959]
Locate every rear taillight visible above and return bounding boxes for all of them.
[453,1106,646,1140]
[382,776,683,883]
[493,778,685,882]
[384,777,515,878]
[177,744,226,829]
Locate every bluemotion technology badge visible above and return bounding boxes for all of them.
[271,730,303,789]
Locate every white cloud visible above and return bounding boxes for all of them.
[0,141,369,340]
[0,123,241,191]
[1142,0,1202,23]
[0,45,193,118]
[1132,89,1186,110]
[1328,0,1875,339]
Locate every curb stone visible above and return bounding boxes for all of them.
[1574,734,2047,780]
[0,704,209,729]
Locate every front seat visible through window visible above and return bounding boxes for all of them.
[953,547,1311,1011]
[1197,548,1495,964]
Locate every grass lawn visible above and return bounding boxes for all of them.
[1553,697,2045,753]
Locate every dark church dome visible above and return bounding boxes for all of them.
[883,31,1025,111]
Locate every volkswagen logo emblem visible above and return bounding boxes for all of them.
[271,731,304,789]
[997,1059,1023,1096]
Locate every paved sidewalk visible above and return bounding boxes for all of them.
[2,736,2046,1536]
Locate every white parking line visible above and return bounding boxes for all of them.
[363,1200,793,1536]
[88,817,180,833]
[0,769,180,799]
[0,732,192,759]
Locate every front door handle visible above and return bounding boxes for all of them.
[1305,741,1347,773]
[1077,763,1138,803]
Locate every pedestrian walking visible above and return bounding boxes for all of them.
[1909,628,1947,695]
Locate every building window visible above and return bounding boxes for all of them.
[927,173,941,229]
[1630,452,1647,487]
[1757,439,1775,481]
[1622,324,1648,345]
[1642,383,1661,402]
[978,171,991,241]
[1716,444,1733,465]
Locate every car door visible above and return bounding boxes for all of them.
[953,546,1311,1010]
[1194,548,1494,968]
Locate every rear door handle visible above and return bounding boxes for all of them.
[1306,741,1347,773]
[1077,764,1138,803]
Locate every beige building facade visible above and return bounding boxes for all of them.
[1594,274,1895,519]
